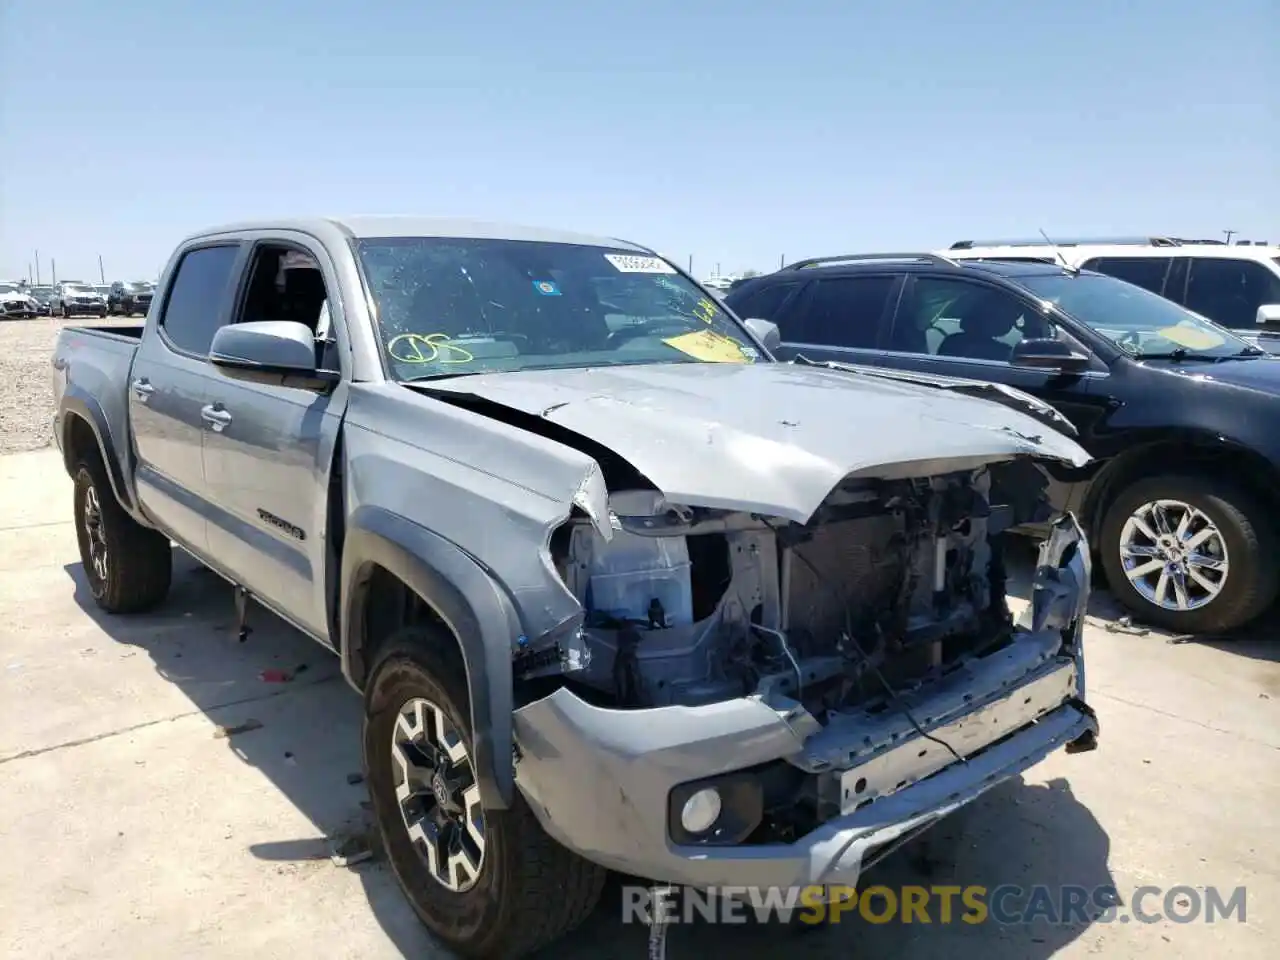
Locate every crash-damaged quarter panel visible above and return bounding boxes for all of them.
[511,458,1099,890]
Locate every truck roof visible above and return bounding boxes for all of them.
[183,216,651,252]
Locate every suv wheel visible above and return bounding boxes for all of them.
[73,461,173,612]
[364,631,605,958]
[1099,474,1279,634]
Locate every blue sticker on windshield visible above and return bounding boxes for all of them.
[532,280,561,296]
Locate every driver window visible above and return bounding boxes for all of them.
[892,276,1054,362]
[239,246,329,335]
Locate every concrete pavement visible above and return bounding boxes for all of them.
[1,447,1276,958]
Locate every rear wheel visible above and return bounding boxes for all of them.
[1099,474,1278,634]
[363,631,605,958]
[73,461,172,612]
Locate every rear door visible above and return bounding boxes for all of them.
[770,272,903,362]
[130,242,243,553]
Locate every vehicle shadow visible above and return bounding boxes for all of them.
[548,776,1115,959]
[64,548,1115,960]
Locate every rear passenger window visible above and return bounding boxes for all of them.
[729,281,798,321]
[1083,257,1170,295]
[785,276,897,349]
[159,245,240,356]
[1184,258,1280,328]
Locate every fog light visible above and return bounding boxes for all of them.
[680,787,722,833]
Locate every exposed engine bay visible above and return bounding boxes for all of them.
[517,465,1036,721]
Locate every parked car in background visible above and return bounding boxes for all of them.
[51,216,1098,959]
[50,281,108,318]
[726,252,1280,636]
[941,237,1280,345]
[108,280,156,316]
[0,282,41,320]
[26,285,55,315]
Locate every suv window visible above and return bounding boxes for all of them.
[1082,257,1170,295]
[1184,258,1280,328]
[784,275,897,348]
[159,245,240,355]
[727,280,798,321]
[891,276,1054,361]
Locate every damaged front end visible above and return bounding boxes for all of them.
[509,456,1097,889]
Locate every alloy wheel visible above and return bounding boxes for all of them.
[390,697,486,892]
[1119,498,1228,611]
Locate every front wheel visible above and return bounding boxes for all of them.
[363,632,605,958]
[1098,474,1279,634]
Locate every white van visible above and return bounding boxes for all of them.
[938,237,1280,334]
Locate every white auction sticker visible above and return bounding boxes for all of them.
[604,253,677,274]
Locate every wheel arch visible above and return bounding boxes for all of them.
[341,505,520,809]
[1081,434,1280,540]
[59,394,136,514]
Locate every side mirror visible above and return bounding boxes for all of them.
[1256,304,1280,326]
[209,320,337,390]
[1009,337,1090,373]
[742,317,781,353]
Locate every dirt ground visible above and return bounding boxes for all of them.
[0,315,140,455]
[1,447,1277,959]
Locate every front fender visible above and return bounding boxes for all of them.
[341,505,519,808]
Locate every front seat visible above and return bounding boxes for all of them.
[937,295,1023,362]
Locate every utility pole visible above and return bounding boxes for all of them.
[52,259,57,285]
[715,262,721,277]
[28,263,33,284]
[779,253,785,269]
[1223,229,1237,245]
[34,250,41,284]
[688,254,693,274]
[98,255,105,283]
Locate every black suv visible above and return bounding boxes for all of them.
[726,253,1280,636]
[108,280,155,316]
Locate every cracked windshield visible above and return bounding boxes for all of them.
[356,237,761,380]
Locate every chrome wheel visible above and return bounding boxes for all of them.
[1119,499,1228,612]
[82,484,109,583]
[390,697,486,892]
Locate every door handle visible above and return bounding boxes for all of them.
[200,403,233,432]
[131,378,154,401]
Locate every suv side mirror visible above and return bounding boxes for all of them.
[1256,304,1280,326]
[742,317,781,353]
[209,320,337,390]
[1009,337,1090,373]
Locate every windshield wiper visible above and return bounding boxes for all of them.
[1139,348,1251,363]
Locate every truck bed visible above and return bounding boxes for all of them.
[51,325,142,489]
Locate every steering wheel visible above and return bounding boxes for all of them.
[1117,329,1143,350]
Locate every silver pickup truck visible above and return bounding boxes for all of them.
[52,217,1099,958]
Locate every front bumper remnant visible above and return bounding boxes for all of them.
[512,514,1097,890]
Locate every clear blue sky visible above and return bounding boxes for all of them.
[1,0,1276,282]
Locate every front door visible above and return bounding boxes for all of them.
[877,273,1111,439]
[200,239,348,641]
[129,243,243,553]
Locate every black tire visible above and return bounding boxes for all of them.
[73,461,172,613]
[1098,474,1279,634]
[62,305,71,318]
[364,630,605,958]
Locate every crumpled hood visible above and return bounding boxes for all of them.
[422,362,1091,522]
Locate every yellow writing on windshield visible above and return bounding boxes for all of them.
[663,329,751,363]
[693,297,717,325]
[386,333,476,364]
[1155,325,1225,351]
